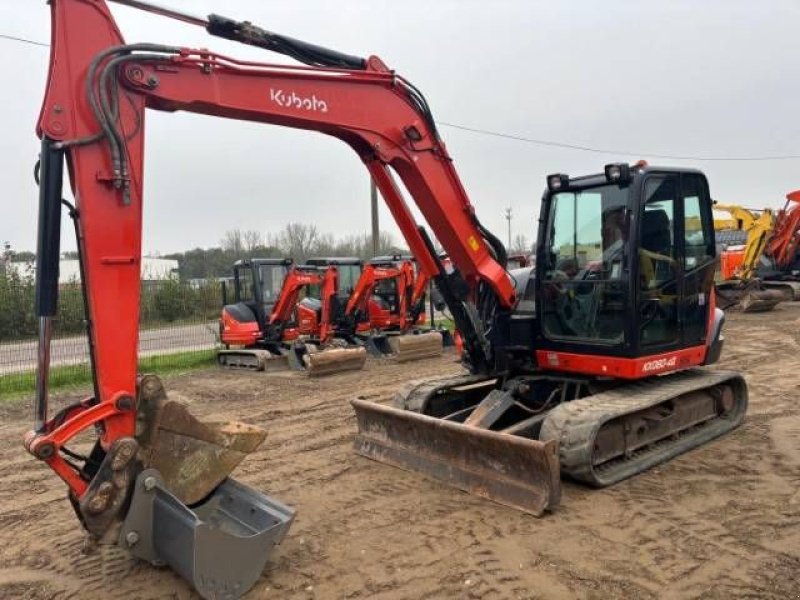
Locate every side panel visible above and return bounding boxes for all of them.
[536,345,707,380]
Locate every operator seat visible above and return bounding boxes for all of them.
[640,209,675,289]
[639,208,678,344]
[641,209,671,256]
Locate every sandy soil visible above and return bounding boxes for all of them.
[1,304,799,599]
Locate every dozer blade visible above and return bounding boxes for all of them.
[125,375,294,599]
[388,331,444,363]
[303,346,367,377]
[740,289,784,312]
[351,399,561,516]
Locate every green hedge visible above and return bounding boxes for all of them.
[0,272,223,341]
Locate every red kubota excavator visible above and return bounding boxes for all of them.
[28,1,748,597]
[345,256,445,361]
[366,255,425,331]
[217,257,367,374]
[218,255,441,372]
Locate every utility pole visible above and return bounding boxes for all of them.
[370,178,379,257]
[505,207,512,249]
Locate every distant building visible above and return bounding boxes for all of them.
[5,257,178,284]
[188,276,233,289]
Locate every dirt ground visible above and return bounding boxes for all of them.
[1,304,799,600]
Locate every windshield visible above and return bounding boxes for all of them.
[337,265,362,295]
[541,183,630,344]
[257,264,289,306]
[545,184,629,281]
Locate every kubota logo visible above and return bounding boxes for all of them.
[270,88,328,113]
[641,356,678,373]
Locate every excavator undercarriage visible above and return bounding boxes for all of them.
[354,368,747,514]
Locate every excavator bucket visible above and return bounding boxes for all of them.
[740,288,784,312]
[387,331,444,362]
[716,281,784,313]
[362,333,394,356]
[123,375,294,599]
[120,470,293,600]
[351,398,561,515]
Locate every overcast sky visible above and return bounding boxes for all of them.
[2,0,800,255]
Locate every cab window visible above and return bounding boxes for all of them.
[682,176,714,270]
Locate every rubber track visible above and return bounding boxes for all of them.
[539,369,748,487]
[393,374,494,413]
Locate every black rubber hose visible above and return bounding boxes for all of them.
[206,14,366,70]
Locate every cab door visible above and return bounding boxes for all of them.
[636,172,716,353]
[637,175,680,351]
[678,173,716,347]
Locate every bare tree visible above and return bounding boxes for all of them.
[220,229,244,255]
[268,222,320,262]
[242,230,263,253]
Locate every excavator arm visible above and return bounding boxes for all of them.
[344,263,402,320]
[766,190,800,270]
[267,268,325,328]
[408,264,431,325]
[713,203,775,279]
[29,0,515,503]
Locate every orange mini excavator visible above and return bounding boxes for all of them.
[300,256,443,361]
[360,255,446,360]
[217,258,367,374]
[28,1,747,597]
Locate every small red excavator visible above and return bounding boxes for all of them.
[361,255,446,360]
[28,1,747,597]
[301,256,444,360]
[365,255,424,330]
[217,258,367,374]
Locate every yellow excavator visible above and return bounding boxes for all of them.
[713,203,785,312]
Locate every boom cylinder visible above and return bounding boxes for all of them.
[34,139,64,430]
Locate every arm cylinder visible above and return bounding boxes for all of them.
[34,139,64,430]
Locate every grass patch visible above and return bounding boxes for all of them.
[430,317,455,332]
[0,349,216,400]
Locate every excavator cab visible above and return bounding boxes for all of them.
[304,257,365,329]
[534,164,721,361]
[223,258,294,342]
[368,255,410,316]
[354,163,745,515]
